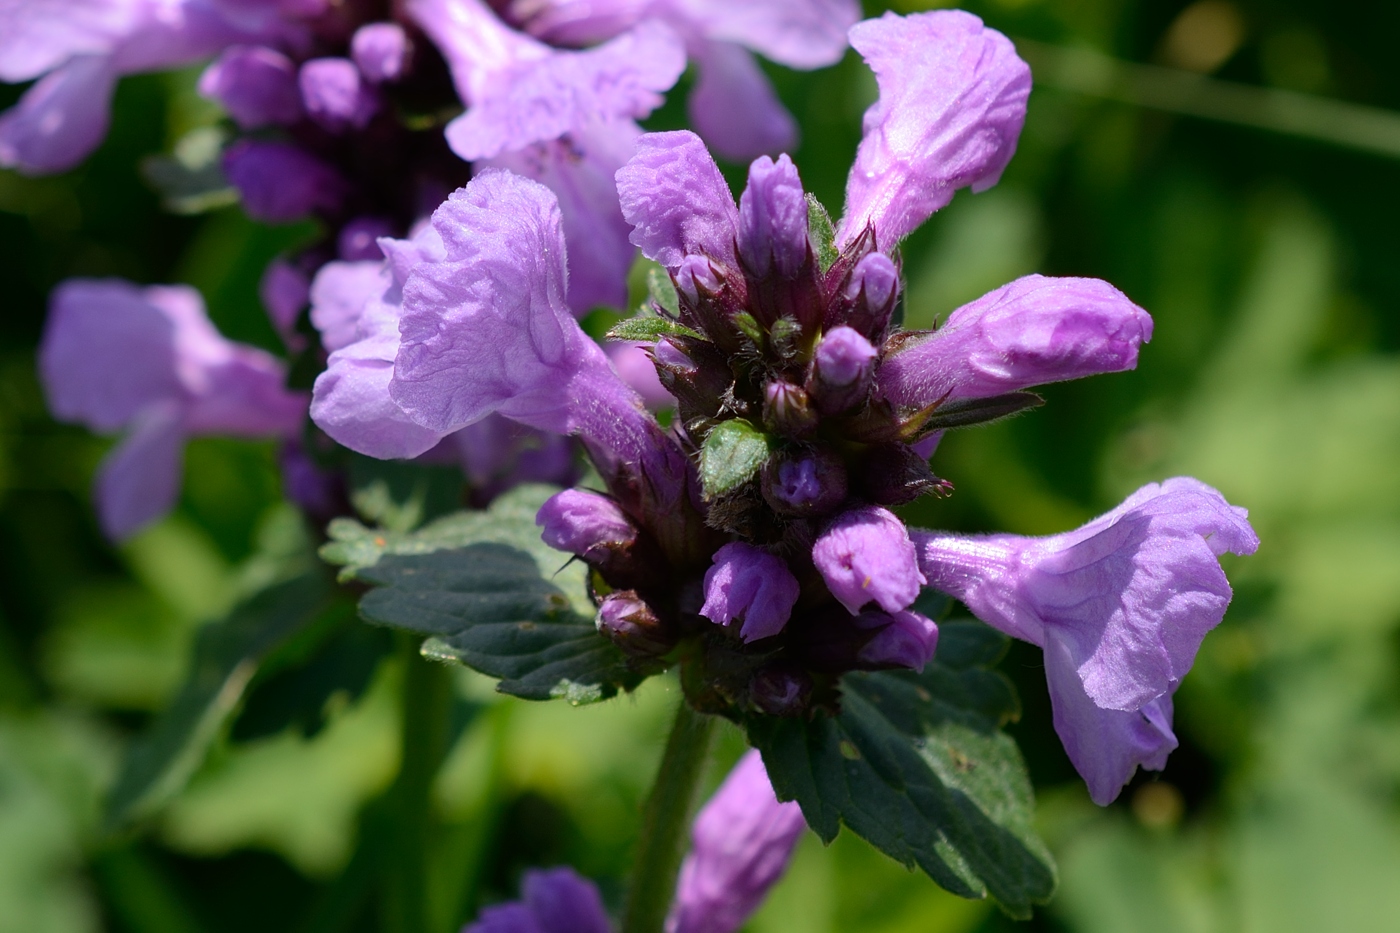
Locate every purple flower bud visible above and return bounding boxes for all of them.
[748,665,812,717]
[351,22,410,84]
[674,254,722,304]
[737,154,808,279]
[700,542,801,642]
[853,608,939,671]
[667,749,806,933]
[537,488,637,558]
[835,252,899,338]
[223,139,347,223]
[198,45,302,129]
[761,449,847,517]
[812,325,876,414]
[259,258,309,348]
[299,57,379,132]
[607,341,674,411]
[465,866,612,933]
[654,337,695,372]
[596,590,673,657]
[337,217,395,261]
[812,506,926,614]
[762,380,817,438]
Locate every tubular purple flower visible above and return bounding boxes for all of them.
[351,22,409,84]
[222,139,347,223]
[853,607,939,671]
[812,505,926,615]
[616,130,739,273]
[878,275,1154,410]
[666,749,806,933]
[911,477,1259,803]
[299,57,379,132]
[700,542,802,642]
[40,279,306,538]
[738,154,808,279]
[198,45,302,129]
[596,590,672,656]
[836,11,1031,249]
[465,867,612,933]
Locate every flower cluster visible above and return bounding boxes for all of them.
[330,9,1257,805]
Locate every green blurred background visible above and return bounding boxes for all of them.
[4,0,1400,930]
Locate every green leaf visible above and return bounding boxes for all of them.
[606,315,703,343]
[348,456,466,533]
[733,312,765,347]
[356,543,641,704]
[104,571,336,830]
[699,419,773,499]
[807,193,838,272]
[748,620,1055,918]
[647,264,680,315]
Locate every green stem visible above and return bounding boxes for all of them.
[382,634,455,933]
[620,698,718,933]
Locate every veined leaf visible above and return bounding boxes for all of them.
[807,193,838,272]
[606,315,703,343]
[699,420,773,499]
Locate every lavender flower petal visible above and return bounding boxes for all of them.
[837,11,1031,249]
[223,139,347,223]
[0,55,116,174]
[813,505,926,614]
[198,44,302,129]
[537,488,637,557]
[299,57,379,132]
[687,40,795,162]
[853,607,939,671]
[666,749,806,933]
[878,275,1154,409]
[683,0,858,69]
[522,867,613,933]
[260,258,310,346]
[616,130,739,272]
[701,542,801,641]
[351,22,409,83]
[95,400,185,540]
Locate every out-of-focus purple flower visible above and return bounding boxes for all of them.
[607,341,675,410]
[737,153,807,279]
[278,439,344,520]
[852,607,938,671]
[222,138,347,223]
[836,10,1031,249]
[616,130,739,274]
[198,44,302,128]
[465,867,612,933]
[686,39,795,162]
[299,56,379,132]
[39,278,306,539]
[760,449,847,517]
[700,542,801,641]
[0,0,301,174]
[666,748,806,933]
[878,275,1154,411]
[812,505,926,615]
[350,21,409,84]
[337,217,394,261]
[259,257,309,347]
[912,477,1259,803]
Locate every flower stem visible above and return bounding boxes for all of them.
[620,697,717,933]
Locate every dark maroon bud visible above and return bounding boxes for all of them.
[749,665,813,716]
[596,591,674,657]
[856,444,953,505]
[811,325,876,414]
[761,449,848,517]
[763,380,818,438]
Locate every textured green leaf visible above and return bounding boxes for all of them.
[104,571,336,830]
[748,620,1053,918]
[356,543,640,704]
[807,193,838,272]
[647,264,680,315]
[699,419,773,499]
[347,456,466,533]
[606,315,703,343]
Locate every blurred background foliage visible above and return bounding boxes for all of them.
[3,0,1400,931]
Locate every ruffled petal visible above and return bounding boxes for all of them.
[616,130,739,272]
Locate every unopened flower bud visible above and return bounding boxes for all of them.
[299,57,379,132]
[841,252,900,338]
[812,325,875,414]
[700,542,801,642]
[749,665,813,716]
[761,449,847,517]
[199,45,303,129]
[854,608,939,671]
[351,23,410,84]
[537,489,647,585]
[763,380,817,438]
[738,154,808,279]
[597,591,673,657]
[675,254,722,304]
[812,506,926,614]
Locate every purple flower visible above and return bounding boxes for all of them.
[466,867,612,933]
[0,0,300,174]
[606,342,675,410]
[912,477,1259,803]
[853,607,939,672]
[198,44,302,128]
[537,488,637,558]
[222,139,347,223]
[700,542,802,641]
[350,22,409,84]
[299,56,379,132]
[259,257,309,347]
[878,275,1154,411]
[836,10,1031,250]
[615,130,739,274]
[39,278,306,539]
[737,154,807,279]
[760,449,847,517]
[666,749,806,933]
[812,506,926,615]
[811,325,875,414]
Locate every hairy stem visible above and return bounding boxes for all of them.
[620,698,718,933]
